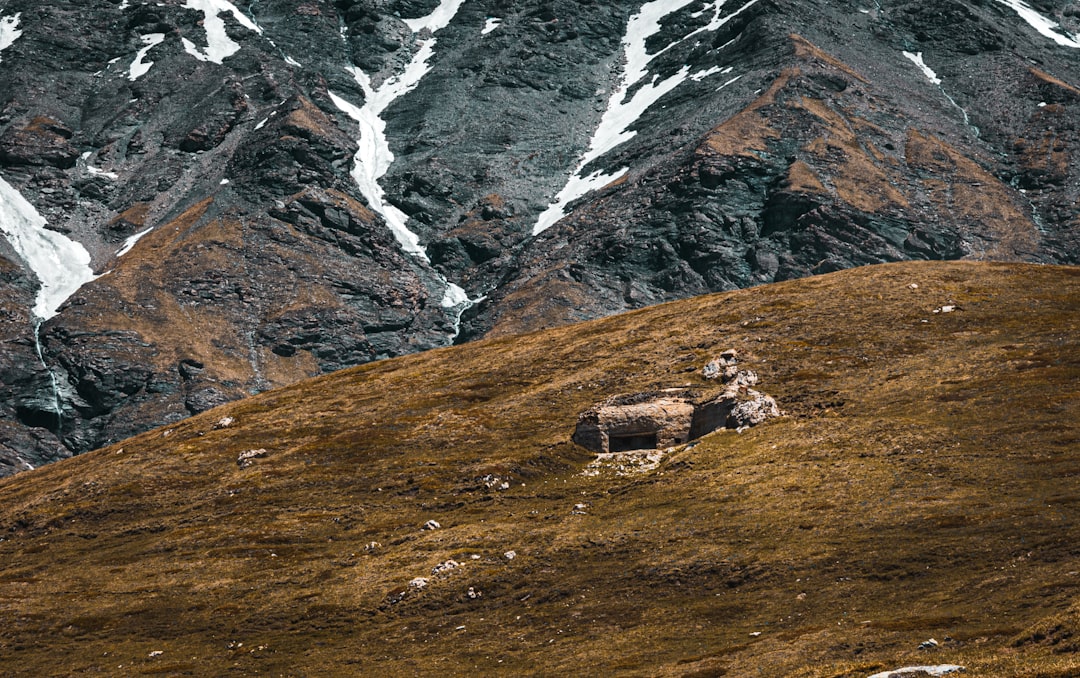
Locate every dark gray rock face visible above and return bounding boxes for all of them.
[0,0,1078,473]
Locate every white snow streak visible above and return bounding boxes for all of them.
[0,176,97,320]
[328,0,465,259]
[0,12,22,62]
[867,666,965,678]
[116,226,154,257]
[284,55,301,67]
[902,51,941,84]
[716,74,742,91]
[329,0,480,332]
[534,0,762,235]
[995,0,1080,48]
[902,50,977,134]
[482,18,502,35]
[129,33,166,81]
[660,0,765,57]
[181,0,262,64]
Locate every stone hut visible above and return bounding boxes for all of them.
[572,389,696,453]
[572,351,782,454]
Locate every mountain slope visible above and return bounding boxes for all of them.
[0,261,1078,676]
[1,0,1079,468]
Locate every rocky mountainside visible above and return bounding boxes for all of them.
[0,261,1078,675]
[0,0,1079,471]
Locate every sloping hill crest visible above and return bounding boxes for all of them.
[0,261,1078,676]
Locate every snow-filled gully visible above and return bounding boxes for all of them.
[329,0,480,338]
[995,0,1080,48]
[0,176,98,429]
[901,51,979,137]
[532,0,761,236]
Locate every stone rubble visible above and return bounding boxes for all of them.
[235,448,267,468]
[431,560,460,576]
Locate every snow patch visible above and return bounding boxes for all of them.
[119,0,130,10]
[284,55,301,67]
[129,32,165,80]
[866,666,965,678]
[691,65,723,81]
[181,0,262,64]
[0,12,22,62]
[115,226,154,258]
[87,166,120,179]
[994,0,1080,48]
[0,176,97,320]
[402,0,464,34]
[482,17,502,35]
[902,51,941,84]
[441,281,470,308]
[254,116,269,130]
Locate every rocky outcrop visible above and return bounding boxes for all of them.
[0,116,79,169]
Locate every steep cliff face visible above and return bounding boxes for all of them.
[0,0,1078,470]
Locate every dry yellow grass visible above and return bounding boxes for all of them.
[0,261,1078,676]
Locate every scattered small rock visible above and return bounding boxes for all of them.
[213,416,235,429]
[423,519,441,531]
[408,577,429,590]
[480,474,511,490]
[504,550,516,560]
[364,541,381,553]
[432,560,460,575]
[236,448,267,468]
[749,631,762,637]
[918,638,940,650]
[467,586,482,599]
[908,283,919,290]
[572,502,589,514]
[933,305,960,314]
[148,650,163,658]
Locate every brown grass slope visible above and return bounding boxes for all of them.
[1,261,1079,677]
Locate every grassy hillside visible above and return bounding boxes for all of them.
[1,261,1078,677]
